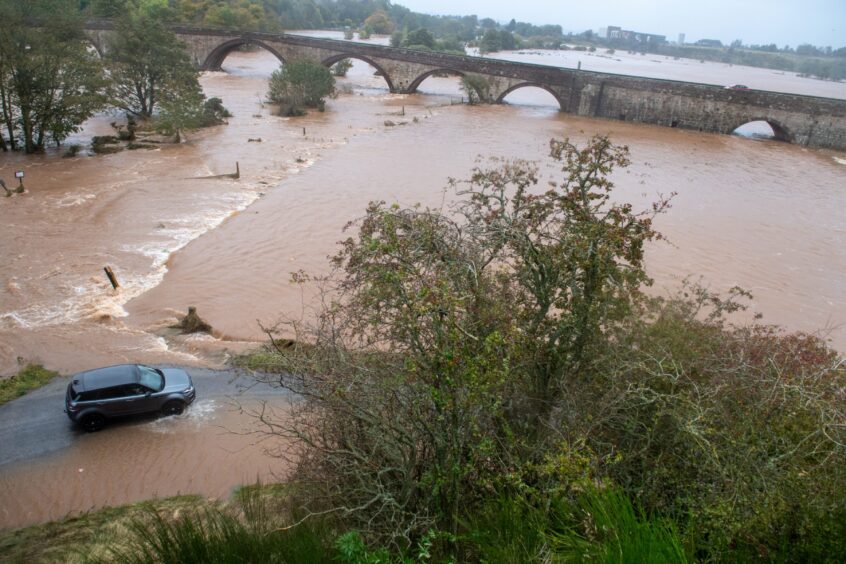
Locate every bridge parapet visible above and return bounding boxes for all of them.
[82,20,846,151]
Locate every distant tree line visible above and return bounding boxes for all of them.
[574,31,846,81]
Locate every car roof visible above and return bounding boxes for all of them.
[73,364,139,391]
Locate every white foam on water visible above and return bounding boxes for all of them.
[146,399,219,434]
[53,193,97,207]
[1,189,263,330]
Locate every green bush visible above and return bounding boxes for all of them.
[268,60,336,116]
[587,286,846,560]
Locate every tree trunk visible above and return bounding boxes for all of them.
[0,90,15,151]
[21,106,35,154]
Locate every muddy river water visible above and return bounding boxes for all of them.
[0,35,845,530]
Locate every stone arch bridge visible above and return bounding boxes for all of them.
[84,21,846,151]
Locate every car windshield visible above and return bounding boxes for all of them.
[138,365,164,391]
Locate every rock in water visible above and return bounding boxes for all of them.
[173,306,212,334]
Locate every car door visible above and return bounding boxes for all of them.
[92,385,135,417]
[118,383,158,415]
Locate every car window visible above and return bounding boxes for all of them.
[123,384,147,396]
[94,387,125,400]
[139,365,164,391]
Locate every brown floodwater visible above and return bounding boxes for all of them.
[0,396,291,530]
[0,42,845,531]
[1,41,844,376]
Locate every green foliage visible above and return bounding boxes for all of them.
[0,364,59,406]
[363,10,394,35]
[0,495,205,563]
[404,28,435,50]
[591,287,846,561]
[463,487,687,563]
[101,494,335,563]
[334,531,391,563]
[268,60,335,115]
[105,7,201,117]
[331,59,354,77]
[459,74,492,104]
[478,29,519,53]
[0,0,107,153]
[549,487,688,563]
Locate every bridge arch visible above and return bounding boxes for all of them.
[731,117,792,142]
[320,54,395,91]
[495,82,564,110]
[406,68,465,94]
[202,38,286,71]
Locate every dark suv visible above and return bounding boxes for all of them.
[65,364,196,432]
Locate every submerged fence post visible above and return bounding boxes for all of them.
[104,266,120,289]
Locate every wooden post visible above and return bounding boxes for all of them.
[104,266,120,289]
[234,161,240,179]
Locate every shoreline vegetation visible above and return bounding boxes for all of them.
[0,364,59,407]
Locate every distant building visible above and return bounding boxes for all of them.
[678,33,685,45]
[605,25,666,45]
[696,39,723,47]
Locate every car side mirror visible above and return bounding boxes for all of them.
[145,392,152,397]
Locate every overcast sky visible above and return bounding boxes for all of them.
[397,0,845,48]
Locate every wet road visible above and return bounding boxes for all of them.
[0,366,294,530]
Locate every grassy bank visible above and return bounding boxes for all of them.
[0,364,59,407]
[0,495,208,563]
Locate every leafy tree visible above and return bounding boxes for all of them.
[105,8,201,118]
[0,0,107,153]
[404,28,435,50]
[479,28,502,53]
[460,74,492,104]
[253,137,668,551]
[363,9,394,35]
[267,60,335,115]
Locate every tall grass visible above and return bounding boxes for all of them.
[99,489,334,564]
[464,487,687,563]
[549,487,688,563]
[0,364,59,406]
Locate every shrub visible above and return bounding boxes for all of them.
[331,59,353,77]
[585,285,846,560]
[460,74,492,104]
[268,61,336,116]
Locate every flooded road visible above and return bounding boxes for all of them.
[0,367,291,530]
[0,40,845,529]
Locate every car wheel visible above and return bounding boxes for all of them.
[162,400,185,416]
[81,413,105,432]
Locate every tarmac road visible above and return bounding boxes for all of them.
[0,365,290,469]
